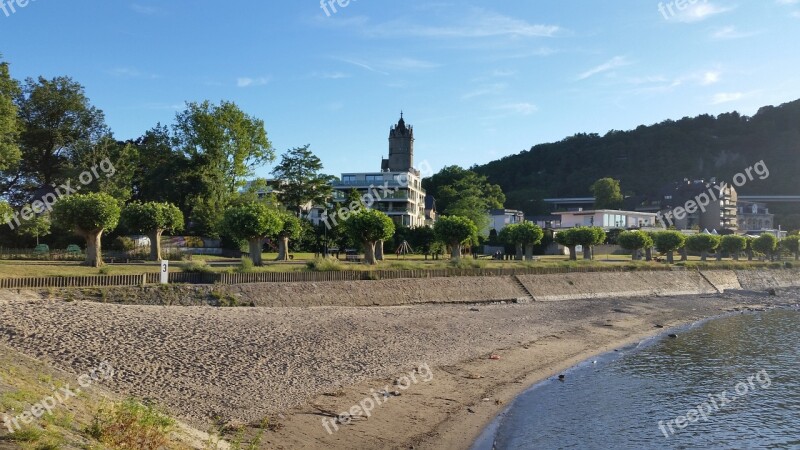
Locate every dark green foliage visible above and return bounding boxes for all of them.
[473,100,800,215]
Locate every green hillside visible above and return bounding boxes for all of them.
[473,99,800,216]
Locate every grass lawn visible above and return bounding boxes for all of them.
[0,253,784,278]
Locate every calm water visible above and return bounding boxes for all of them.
[473,309,800,450]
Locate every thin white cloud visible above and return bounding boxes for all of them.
[712,26,760,40]
[711,92,744,104]
[311,71,351,79]
[335,58,389,75]
[668,2,733,22]
[576,56,630,81]
[702,71,721,85]
[333,9,561,40]
[392,11,560,39]
[333,57,438,74]
[236,77,271,88]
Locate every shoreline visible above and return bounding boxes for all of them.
[0,287,792,449]
[254,291,787,449]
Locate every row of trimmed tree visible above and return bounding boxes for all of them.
[614,230,796,262]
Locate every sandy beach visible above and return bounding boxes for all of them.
[0,287,788,449]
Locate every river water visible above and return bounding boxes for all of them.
[473,308,800,450]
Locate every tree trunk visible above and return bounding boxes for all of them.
[795,251,799,261]
[716,251,722,261]
[376,240,384,261]
[583,245,592,260]
[701,250,708,262]
[667,251,674,264]
[680,247,688,261]
[276,236,290,261]
[364,241,377,265]
[568,245,577,261]
[747,249,753,261]
[631,249,639,261]
[148,230,164,261]
[450,242,462,260]
[732,252,739,261]
[82,229,104,267]
[515,244,523,261]
[645,247,653,261]
[525,244,534,261]
[248,238,264,266]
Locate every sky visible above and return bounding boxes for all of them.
[2,0,800,179]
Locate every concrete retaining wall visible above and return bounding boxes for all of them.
[517,271,718,302]
[42,269,800,308]
[223,276,526,307]
[699,270,742,292]
[735,269,800,290]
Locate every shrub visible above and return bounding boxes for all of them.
[237,256,255,273]
[111,236,136,252]
[306,257,343,272]
[86,399,174,450]
[181,260,214,274]
[448,258,486,269]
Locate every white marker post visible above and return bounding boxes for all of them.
[160,260,169,284]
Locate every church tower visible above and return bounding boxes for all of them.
[383,112,414,172]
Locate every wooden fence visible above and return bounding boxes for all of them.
[0,264,676,289]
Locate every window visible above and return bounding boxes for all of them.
[365,175,383,183]
[342,175,356,183]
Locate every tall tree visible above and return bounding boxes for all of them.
[174,100,274,235]
[130,124,191,205]
[271,145,333,216]
[52,193,121,267]
[0,58,21,173]
[423,165,505,214]
[13,76,108,199]
[590,178,623,210]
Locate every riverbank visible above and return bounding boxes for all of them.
[0,284,793,449]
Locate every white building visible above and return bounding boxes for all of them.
[328,114,428,228]
[486,209,524,234]
[555,209,658,229]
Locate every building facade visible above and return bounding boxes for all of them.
[486,209,525,234]
[738,201,774,232]
[555,209,658,229]
[329,114,428,228]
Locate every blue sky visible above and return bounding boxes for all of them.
[2,1,799,179]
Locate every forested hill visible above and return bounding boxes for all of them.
[472,99,800,215]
